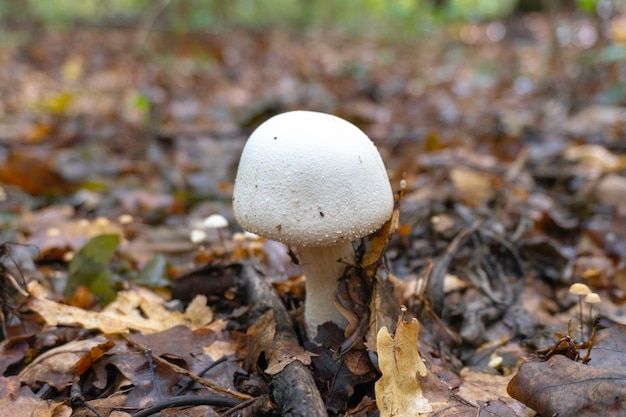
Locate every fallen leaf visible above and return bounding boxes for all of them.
[0,377,72,417]
[594,174,626,213]
[65,234,121,304]
[241,310,314,375]
[565,145,626,175]
[19,336,110,390]
[456,369,531,415]
[449,167,500,206]
[507,326,626,417]
[0,150,76,195]
[0,335,32,374]
[375,316,432,416]
[265,335,314,375]
[75,339,116,376]
[29,283,213,334]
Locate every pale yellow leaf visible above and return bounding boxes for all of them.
[375,318,432,416]
[28,284,213,334]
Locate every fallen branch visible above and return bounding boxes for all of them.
[241,263,328,417]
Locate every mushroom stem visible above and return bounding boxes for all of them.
[296,242,354,340]
[578,296,584,341]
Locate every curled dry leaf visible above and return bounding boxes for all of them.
[375,317,432,417]
[19,336,111,390]
[264,335,314,375]
[243,310,315,375]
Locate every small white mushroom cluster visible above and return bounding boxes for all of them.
[233,110,394,339]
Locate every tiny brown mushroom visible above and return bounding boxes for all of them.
[569,283,591,341]
[584,292,601,340]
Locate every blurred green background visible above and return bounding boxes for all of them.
[0,0,604,37]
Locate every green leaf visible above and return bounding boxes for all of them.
[135,255,170,288]
[65,234,121,304]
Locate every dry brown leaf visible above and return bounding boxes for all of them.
[566,105,626,135]
[456,370,532,415]
[508,326,626,417]
[241,310,276,370]
[361,190,401,277]
[28,296,149,334]
[242,310,314,375]
[0,150,76,195]
[28,283,213,334]
[19,336,110,389]
[565,145,626,175]
[0,382,72,417]
[184,294,214,328]
[265,335,314,375]
[1,376,73,416]
[375,317,432,416]
[594,174,626,213]
[449,167,499,206]
[75,339,116,376]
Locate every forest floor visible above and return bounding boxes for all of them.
[0,12,625,417]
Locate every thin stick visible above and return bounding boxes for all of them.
[121,334,252,401]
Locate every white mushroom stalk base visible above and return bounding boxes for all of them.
[296,242,354,340]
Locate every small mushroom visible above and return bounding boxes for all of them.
[232,110,394,339]
[569,283,591,341]
[584,292,601,340]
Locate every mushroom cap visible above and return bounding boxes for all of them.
[569,283,591,296]
[233,110,394,247]
[584,293,601,304]
[203,214,228,229]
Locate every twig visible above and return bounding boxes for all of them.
[427,221,479,316]
[70,380,105,417]
[174,355,228,396]
[121,334,252,401]
[130,395,243,417]
[220,395,272,417]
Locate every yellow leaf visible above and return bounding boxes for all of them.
[375,318,432,416]
[27,283,213,334]
[39,91,74,114]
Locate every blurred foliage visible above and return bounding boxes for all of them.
[66,234,121,305]
[0,0,605,37]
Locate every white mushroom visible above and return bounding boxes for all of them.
[232,110,394,339]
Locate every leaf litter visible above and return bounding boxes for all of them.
[0,9,626,417]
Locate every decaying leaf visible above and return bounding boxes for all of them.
[507,326,626,417]
[456,370,532,415]
[0,150,76,195]
[265,334,314,375]
[565,144,626,175]
[242,310,314,375]
[0,376,72,417]
[75,339,115,376]
[449,167,500,206]
[594,174,626,213]
[19,336,111,390]
[375,316,432,416]
[361,189,401,277]
[65,233,121,304]
[241,309,277,370]
[29,282,213,334]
